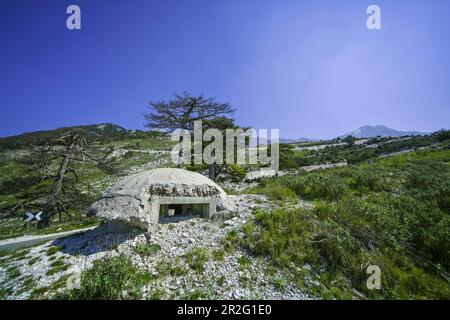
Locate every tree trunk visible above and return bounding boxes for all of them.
[208,146,216,181]
[37,145,72,228]
[177,134,183,168]
[208,163,216,182]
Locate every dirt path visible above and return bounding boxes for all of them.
[0,226,97,251]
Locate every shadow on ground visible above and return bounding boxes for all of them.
[51,224,144,256]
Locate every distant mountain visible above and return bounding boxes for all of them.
[0,123,128,150]
[84,123,128,135]
[338,125,427,139]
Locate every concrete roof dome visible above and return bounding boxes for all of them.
[112,168,227,197]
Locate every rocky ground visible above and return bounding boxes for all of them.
[0,194,310,300]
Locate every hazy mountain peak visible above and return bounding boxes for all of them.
[339,125,427,139]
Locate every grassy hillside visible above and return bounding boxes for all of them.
[280,130,449,168]
[0,123,129,151]
[237,146,450,299]
[0,126,175,239]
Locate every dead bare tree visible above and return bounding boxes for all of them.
[35,130,116,228]
[144,92,235,180]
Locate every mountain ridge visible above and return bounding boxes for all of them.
[0,123,129,150]
[0,123,434,148]
[338,125,428,139]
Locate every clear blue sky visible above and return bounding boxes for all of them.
[1,0,449,139]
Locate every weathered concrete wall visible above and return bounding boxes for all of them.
[91,168,235,233]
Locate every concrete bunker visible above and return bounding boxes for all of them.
[91,168,234,232]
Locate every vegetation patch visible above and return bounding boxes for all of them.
[10,249,30,260]
[0,287,13,299]
[148,288,165,300]
[248,182,297,202]
[65,255,152,300]
[134,242,161,257]
[16,275,36,295]
[238,255,251,268]
[217,275,226,286]
[155,259,188,277]
[184,247,209,273]
[237,150,450,299]
[7,265,21,279]
[212,249,225,261]
[46,260,70,276]
[183,289,207,300]
[0,250,11,258]
[29,286,49,300]
[46,245,64,256]
[271,276,288,292]
[220,229,241,253]
[28,256,40,266]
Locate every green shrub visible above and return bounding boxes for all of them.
[404,160,450,212]
[433,130,450,142]
[183,289,207,300]
[242,208,319,268]
[7,266,21,279]
[184,247,209,272]
[238,255,251,267]
[28,257,40,265]
[0,287,13,299]
[313,194,450,298]
[155,259,188,277]
[212,249,225,261]
[46,260,70,276]
[217,275,226,286]
[67,255,150,300]
[29,286,48,299]
[241,201,450,299]
[46,246,64,256]
[220,229,242,253]
[346,167,387,192]
[219,164,248,183]
[249,180,296,202]
[10,249,29,260]
[283,173,348,201]
[134,242,161,257]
